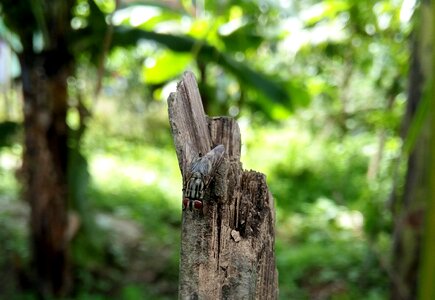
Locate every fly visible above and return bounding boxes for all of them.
[182,144,225,211]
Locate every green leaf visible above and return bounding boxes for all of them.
[218,54,290,108]
[112,26,197,51]
[112,26,291,108]
[219,22,263,52]
[0,121,20,148]
[138,13,182,31]
[94,0,116,14]
[142,51,192,84]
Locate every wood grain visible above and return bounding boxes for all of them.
[168,71,277,299]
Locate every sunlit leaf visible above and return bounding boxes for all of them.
[189,19,212,37]
[138,13,182,31]
[287,81,310,108]
[119,0,187,15]
[270,105,292,120]
[94,0,116,14]
[142,51,192,84]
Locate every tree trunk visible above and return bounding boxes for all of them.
[19,48,71,297]
[419,1,435,299]
[168,72,278,299]
[391,1,433,299]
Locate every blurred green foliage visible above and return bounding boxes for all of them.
[0,0,414,299]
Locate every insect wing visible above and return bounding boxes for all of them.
[190,144,225,187]
[182,144,225,206]
[203,144,225,171]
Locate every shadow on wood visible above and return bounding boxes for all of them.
[168,71,278,299]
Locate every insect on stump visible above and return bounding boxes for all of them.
[182,144,225,211]
[168,71,278,300]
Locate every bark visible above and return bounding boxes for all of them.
[19,46,72,298]
[168,71,278,299]
[391,1,433,299]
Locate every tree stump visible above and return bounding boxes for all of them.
[168,71,278,299]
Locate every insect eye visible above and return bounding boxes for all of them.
[193,200,203,209]
[182,198,189,209]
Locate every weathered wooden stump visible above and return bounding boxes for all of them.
[168,71,278,300]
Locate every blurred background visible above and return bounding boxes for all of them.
[0,0,433,299]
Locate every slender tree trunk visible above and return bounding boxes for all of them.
[19,48,72,297]
[168,72,278,299]
[419,2,435,299]
[7,1,77,296]
[391,1,433,299]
